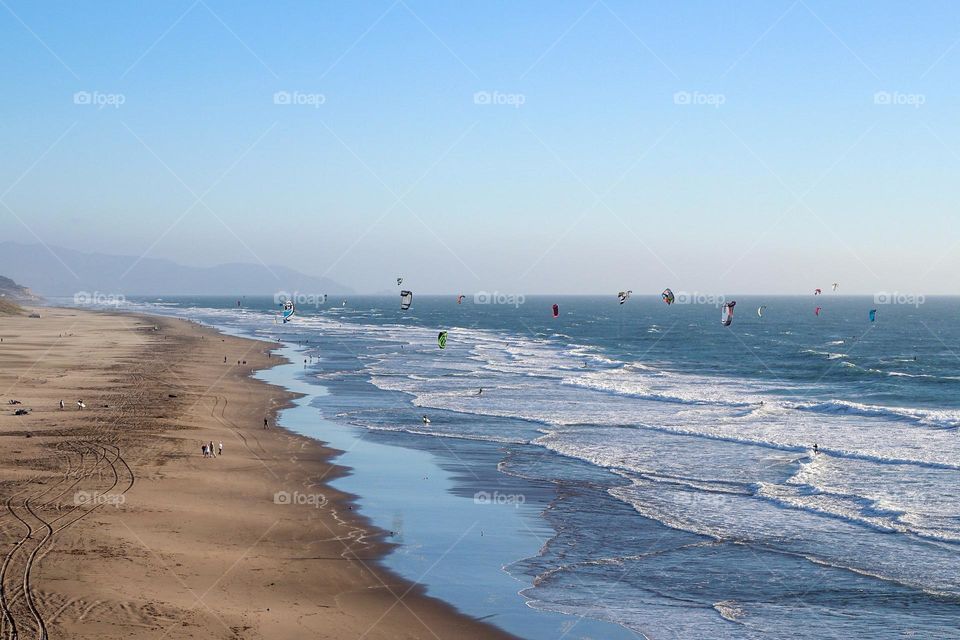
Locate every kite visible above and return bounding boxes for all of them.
[281,300,295,323]
[721,301,736,326]
[869,309,877,322]
[832,283,839,292]
[552,303,560,318]
[437,331,448,349]
[757,305,767,318]
[815,306,822,316]
[457,295,465,304]
[397,277,403,286]
[618,290,632,305]
[814,288,822,295]
[400,290,413,311]
[662,289,675,305]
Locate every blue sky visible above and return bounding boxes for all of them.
[1,0,958,294]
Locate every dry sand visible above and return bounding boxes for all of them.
[0,307,515,639]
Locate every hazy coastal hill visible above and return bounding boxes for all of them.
[0,275,37,301]
[0,275,37,314]
[0,242,352,297]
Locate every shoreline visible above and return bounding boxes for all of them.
[0,307,516,639]
[255,339,641,640]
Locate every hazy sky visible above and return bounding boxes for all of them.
[1,1,958,294]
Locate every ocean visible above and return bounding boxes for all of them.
[108,294,960,639]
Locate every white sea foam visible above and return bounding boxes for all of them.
[132,301,960,603]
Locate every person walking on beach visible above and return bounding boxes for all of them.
[209,441,216,457]
[59,399,64,410]
[202,443,209,458]
[264,417,268,429]
[77,399,85,410]
[218,441,223,456]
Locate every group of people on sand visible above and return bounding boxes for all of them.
[201,440,223,458]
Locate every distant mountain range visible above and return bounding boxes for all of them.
[0,242,352,297]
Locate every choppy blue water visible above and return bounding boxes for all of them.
[115,294,960,638]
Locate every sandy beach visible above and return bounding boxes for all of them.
[0,307,514,639]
